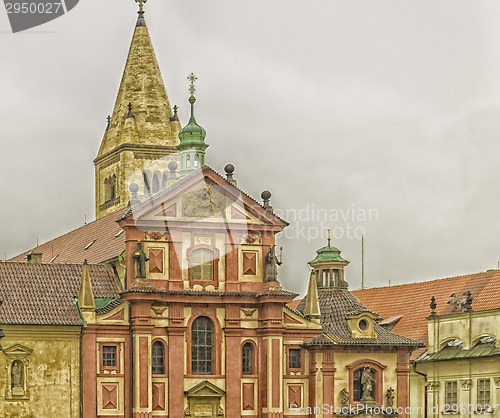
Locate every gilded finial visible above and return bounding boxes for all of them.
[188,73,197,96]
[327,228,331,246]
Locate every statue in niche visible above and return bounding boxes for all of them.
[340,388,350,407]
[361,367,375,401]
[264,245,282,282]
[386,387,395,409]
[11,361,22,388]
[132,241,149,279]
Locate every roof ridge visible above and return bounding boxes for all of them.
[0,261,112,267]
[354,269,500,292]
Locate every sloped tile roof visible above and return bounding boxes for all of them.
[0,262,121,325]
[9,208,127,264]
[296,288,422,347]
[353,269,500,358]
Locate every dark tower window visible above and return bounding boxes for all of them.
[152,173,160,194]
[152,341,164,375]
[194,153,199,167]
[242,342,253,375]
[143,171,151,195]
[191,316,214,375]
[192,249,214,281]
[186,155,191,168]
[110,175,116,200]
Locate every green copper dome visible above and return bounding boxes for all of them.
[177,95,208,151]
[309,236,348,265]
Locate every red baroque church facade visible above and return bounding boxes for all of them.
[4,4,422,418]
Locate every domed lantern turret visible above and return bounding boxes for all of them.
[177,73,208,176]
[309,230,349,289]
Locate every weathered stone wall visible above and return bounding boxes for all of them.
[0,325,81,418]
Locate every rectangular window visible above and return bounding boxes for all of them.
[477,379,490,409]
[288,349,301,369]
[102,346,117,368]
[445,381,458,406]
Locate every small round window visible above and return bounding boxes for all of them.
[358,319,368,331]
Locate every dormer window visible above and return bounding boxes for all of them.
[348,312,377,339]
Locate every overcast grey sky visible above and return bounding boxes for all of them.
[1,0,500,297]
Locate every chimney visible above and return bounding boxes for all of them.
[27,253,43,263]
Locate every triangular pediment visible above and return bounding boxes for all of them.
[185,380,225,397]
[125,166,288,230]
[3,344,33,356]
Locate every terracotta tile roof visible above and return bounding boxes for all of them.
[353,269,500,358]
[0,262,121,325]
[296,288,422,347]
[287,299,301,310]
[9,208,127,264]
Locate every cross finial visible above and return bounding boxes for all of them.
[188,73,197,96]
[135,0,147,12]
[173,105,178,115]
[327,228,331,245]
[106,115,111,131]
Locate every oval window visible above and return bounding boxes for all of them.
[358,319,368,331]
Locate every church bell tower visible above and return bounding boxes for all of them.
[94,1,182,219]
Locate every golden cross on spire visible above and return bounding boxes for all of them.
[135,0,147,12]
[188,73,197,96]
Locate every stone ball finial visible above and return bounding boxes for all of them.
[168,161,179,172]
[129,183,139,193]
[224,163,235,175]
[261,190,271,201]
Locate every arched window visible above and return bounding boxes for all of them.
[162,173,168,189]
[193,153,199,168]
[242,342,253,375]
[353,367,375,402]
[152,341,164,375]
[186,155,191,168]
[191,316,214,375]
[192,249,214,281]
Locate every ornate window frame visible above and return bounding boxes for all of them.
[346,359,386,407]
[187,244,220,289]
[187,312,222,376]
[286,346,305,374]
[99,342,121,374]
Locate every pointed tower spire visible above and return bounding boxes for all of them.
[94,1,182,219]
[177,73,208,175]
[303,271,321,323]
[78,260,96,323]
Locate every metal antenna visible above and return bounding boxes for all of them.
[361,235,365,289]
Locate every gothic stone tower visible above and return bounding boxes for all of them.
[94,7,181,219]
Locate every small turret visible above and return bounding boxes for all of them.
[309,230,349,289]
[78,260,96,323]
[303,271,321,323]
[177,73,208,175]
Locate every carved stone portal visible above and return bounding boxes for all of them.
[184,380,225,417]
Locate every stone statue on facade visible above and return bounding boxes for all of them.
[132,241,149,279]
[11,361,21,387]
[340,388,350,407]
[361,367,375,401]
[264,245,282,282]
[386,387,395,409]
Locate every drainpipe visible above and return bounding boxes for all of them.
[413,361,427,418]
[129,305,133,418]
